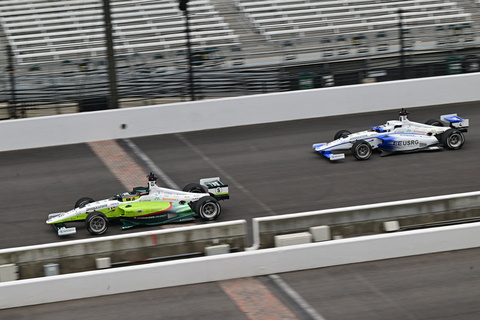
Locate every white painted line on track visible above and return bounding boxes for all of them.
[353,272,417,320]
[175,133,277,215]
[122,138,180,190]
[269,274,327,320]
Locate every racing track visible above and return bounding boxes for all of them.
[1,101,480,318]
[1,102,479,248]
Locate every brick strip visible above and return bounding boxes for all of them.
[88,140,146,191]
[219,277,299,320]
[90,141,297,317]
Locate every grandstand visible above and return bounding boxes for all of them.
[0,0,479,118]
[0,0,478,66]
[0,0,239,64]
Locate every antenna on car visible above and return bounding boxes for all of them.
[147,172,159,190]
[147,172,158,182]
[399,108,409,121]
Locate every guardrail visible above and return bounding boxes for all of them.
[0,220,246,279]
[1,73,480,152]
[2,221,480,309]
[250,191,480,249]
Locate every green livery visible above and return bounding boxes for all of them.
[46,173,229,236]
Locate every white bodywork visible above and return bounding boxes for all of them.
[313,111,468,161]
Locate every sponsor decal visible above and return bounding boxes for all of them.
[134,213,167,220]
[352,135,367,140]
[392,140,419,146]
[88,203,108,211]
[330,154,345,160]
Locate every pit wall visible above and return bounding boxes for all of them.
[2,222,480,309]
[1,73,480,152]
[0,220,246,279]
[252,191,480,249]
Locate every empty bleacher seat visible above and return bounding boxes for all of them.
[0,0,239,64]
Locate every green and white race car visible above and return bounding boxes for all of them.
[46,172,229,236]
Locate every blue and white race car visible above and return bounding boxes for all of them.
[312,109,469,161]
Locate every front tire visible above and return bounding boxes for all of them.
[85,211,109,235]
[75,197,94,208]
[334,130,351,140]
[195,196,221,221]
[352,141,373,160]
[442,129,465,150]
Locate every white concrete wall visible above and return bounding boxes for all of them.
[250,191,480,249]
[1,73,479,152]
[2,222,480,309]
[0,220,246,266]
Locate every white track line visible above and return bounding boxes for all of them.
[123,138,180,190]
[269,274,327,320]
[175,133,276,216]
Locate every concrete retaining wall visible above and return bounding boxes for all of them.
[0,220,246,279]
[1,73,480,152]
[2,221,480,309]
[251,191,480,249]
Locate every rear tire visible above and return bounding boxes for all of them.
[183,183,207,212]
[75,197,94,208]
[195,196,221,221]
[352,141,373,160]
[442,129,465,150]
[182,183,206,193]
[425,119,444,127]
[334,130,351,140]
[85,211,109,235]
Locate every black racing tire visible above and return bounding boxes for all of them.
[85,211,109,235]
[442,129,465,150]
[195,196,221,221]
[182,183,206,193]
[183,183,207,212]
[352,141,373,160]
[75,197,94,208]
[334,130,351,140]
[425,119,444,127]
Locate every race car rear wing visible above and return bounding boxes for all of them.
[200,177,229,200]
[441,114,469,131]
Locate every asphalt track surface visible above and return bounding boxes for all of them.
[1,101,480,319]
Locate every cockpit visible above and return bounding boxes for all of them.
[109,186,149,202]
[371,121,403,133]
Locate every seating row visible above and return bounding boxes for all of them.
[251,2,460,27]
[0,0,238,64]
[262,13,472,40]
[233,0,471,42]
